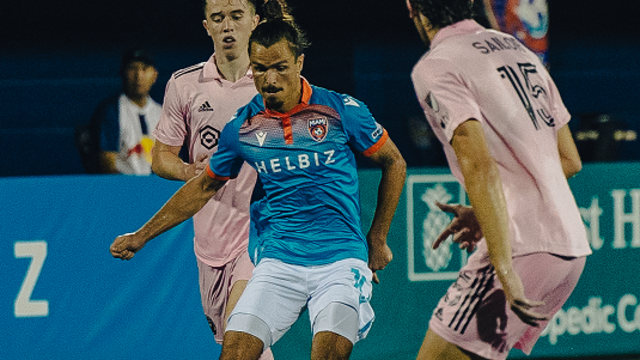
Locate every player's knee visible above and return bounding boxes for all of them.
[313,302,359,344]
[226,313,271,352]
[311,330,353,360]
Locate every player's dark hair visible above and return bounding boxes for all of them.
[408,0,474,29]
[249,0,310,58]
[201,0,259,17]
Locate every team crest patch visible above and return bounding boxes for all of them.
[308,117,329,142]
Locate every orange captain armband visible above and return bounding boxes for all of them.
[206,165,232,181]
[362,129,389,157]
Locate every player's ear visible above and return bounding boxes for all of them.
[252,14,260,30]
[203,19,211,36]
[296,53,304,73]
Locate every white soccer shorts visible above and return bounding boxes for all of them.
[226,258,375,348]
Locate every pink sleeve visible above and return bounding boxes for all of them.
[547,75,572,129]
[413,59,483,144]
[152,76,189,147]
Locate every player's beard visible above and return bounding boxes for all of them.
[264,96,285,112]
[262,86,285,112]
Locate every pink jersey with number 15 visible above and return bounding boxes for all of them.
[411,20,591,268]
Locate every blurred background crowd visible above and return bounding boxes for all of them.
[1,0,639,176]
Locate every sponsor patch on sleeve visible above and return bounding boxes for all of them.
[371,123,384,140]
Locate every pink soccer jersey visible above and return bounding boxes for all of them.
[153,55,258,267]
[411,20,591,266]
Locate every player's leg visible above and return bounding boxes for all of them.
[225,279,248,323]
[224,259,309,358]
[225,253,274,360]
[311,330,353,360]
[310,302,357,360]
[510,253,586,354]
[307,258,373,360]
[422,253,586,360]
[220,330,265,360]
[198,251,274,360]
[197,258,228,344]
[423,263,510,360]
[416,329,484,360]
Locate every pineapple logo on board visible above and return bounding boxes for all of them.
[421,184,453,272]
[406,174,469,281]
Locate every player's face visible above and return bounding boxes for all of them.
[406,0,432,48]
[122,61,158,99]
[250,39,304,113]
[203,0,259,61]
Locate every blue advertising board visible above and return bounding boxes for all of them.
[396,165,640,359]
[1,175,221,359]
[2,164,640,359]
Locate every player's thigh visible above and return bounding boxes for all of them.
[311,330,353,360]
[226,279,248,321]
[220,330,264,360]
[225,251,255,320]
[427,253,586,360]
[307,259,373,343]
[512,253,586,353]
[198,252,255,342]
[197,259,229,343]
[227,259,309,346]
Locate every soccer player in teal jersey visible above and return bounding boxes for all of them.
[110,1,406,359]
[210,71,390,267]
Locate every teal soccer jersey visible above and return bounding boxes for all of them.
[207,79,388,266]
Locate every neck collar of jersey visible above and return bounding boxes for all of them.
[431,19,484,50]
[206,54,253,81]
[263,77,312,119]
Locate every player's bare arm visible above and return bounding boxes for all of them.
[557,124,582,179]
[437,123,582,251]
[110,170,226,260]
[364,137,407,283]
[452,119,548,326]
[152,140,209,181]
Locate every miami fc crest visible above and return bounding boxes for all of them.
[308,117,329,142]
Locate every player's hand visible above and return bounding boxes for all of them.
[368,242,393,285]
[194,153,209,175]
[110,232,146,260]
[500,270,548,327]
[433,202,483,253]
[187,153,209,178]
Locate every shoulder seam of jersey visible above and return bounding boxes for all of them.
[174,63,205,79]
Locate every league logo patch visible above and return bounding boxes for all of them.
[426,91,439,112]
[309,117,329,142]
[425,91,449,129]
